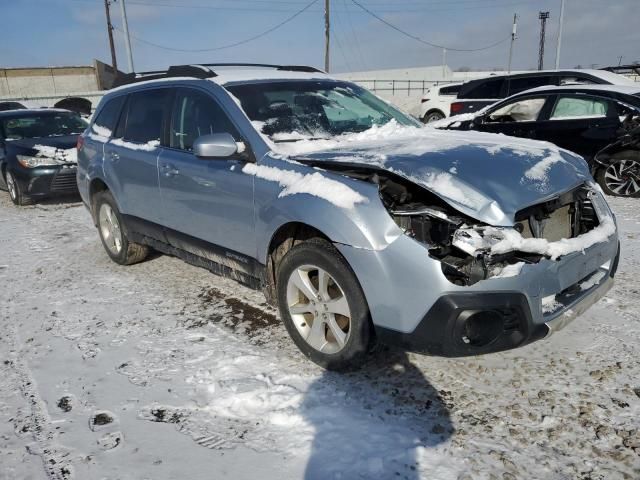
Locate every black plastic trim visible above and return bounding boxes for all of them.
[121,214,265,290]
[375,292,548,357]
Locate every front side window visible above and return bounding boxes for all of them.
[550,96,608,120]
[226,80,418,142]
[170,89,240,151]
[487,97,546,123]
[120,89,172,143]
[2,112,87,140]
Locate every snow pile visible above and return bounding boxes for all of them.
[579,270,607,291]
[489,217,616,260]
[542,294,562,314]
[33,144,78,164]
[89,124,112,142]
[242,163,367,209]
[111,138,160,151]
[491,262,525,278]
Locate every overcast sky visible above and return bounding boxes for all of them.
[1,0,638,74]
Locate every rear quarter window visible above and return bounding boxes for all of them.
[92,96,125,137]
[439,85,460,96]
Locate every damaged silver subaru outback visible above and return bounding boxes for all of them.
[78,64,620,370]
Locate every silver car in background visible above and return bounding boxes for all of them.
[77,64,620,370]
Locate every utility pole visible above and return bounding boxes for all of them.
[103,0,118,72]
[441,48,447,79]
[554,0,565,69]
[507,13,518,73]
[119,0,135,73]
[324,0,330,72]
[538,11,550,71]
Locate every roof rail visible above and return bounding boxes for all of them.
[112,65,217,88]
[198,63,325,74]
[111,63,325,88]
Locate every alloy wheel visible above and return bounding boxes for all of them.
[99,203,123,255]
[604,159,640,196]
[286,265,351,354]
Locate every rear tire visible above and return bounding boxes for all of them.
[6,170,33,206]
[596,150,640,198]
[423,111,445,124]
[94,190,148,265]
[276,238,372,371]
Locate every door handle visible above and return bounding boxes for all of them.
[161,163,180,177]
[109,151,120,162]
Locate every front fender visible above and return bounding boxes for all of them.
[251,156,402,264]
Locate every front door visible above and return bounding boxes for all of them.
[158,87,256,260]
[476,96,548,140]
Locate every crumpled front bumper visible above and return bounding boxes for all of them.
[336,207,620,357]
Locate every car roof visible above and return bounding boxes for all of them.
[519,84,640,96]
[106,67,332,95]
[461,69,635,86]
[0,108,73,118]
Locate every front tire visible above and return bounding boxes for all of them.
[596,151,640,198]
[94,190,148,265]
[5,170,33,206]
[276,238,372,371]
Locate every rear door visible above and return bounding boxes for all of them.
[103,88,173,225]
[534,94,620,158]
[158,87,256,258]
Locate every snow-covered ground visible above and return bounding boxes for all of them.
[1,193,639,480]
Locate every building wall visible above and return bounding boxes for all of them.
[0,66,98,97]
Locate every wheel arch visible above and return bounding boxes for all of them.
[262,221,333,305]
[422,108,446,121]
[88,177,112,224]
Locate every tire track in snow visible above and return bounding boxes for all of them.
[6,320,75,480]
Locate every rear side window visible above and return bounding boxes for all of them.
[463,79,504,99]
[170,88,239,151]
[119,89,173,144]
[92,96,125,137]
[439,85,460,96]
[550,96,609,119]
[507,76,556,95]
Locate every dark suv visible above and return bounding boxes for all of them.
[450,69,635,117]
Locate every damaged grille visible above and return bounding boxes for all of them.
[515,185,599,242]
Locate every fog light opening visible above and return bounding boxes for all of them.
[460,311,504,347]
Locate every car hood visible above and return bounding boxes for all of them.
[278,125,591,226]
[7,135,78,164]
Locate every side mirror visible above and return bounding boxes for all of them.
[193,133,239,159]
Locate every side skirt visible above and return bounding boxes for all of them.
[122,215,265,291]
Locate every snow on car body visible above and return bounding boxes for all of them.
[77,64,620,369]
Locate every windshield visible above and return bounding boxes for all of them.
[2,112,88,140]
[226,80,419,142]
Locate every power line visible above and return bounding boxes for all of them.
[112,0,318,53]
[349,0,511,52]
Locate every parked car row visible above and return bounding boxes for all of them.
[0,108,87,205]
[1,64,621,371]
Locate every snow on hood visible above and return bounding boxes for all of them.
[8,135,78,164]
[270,121,591,225]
